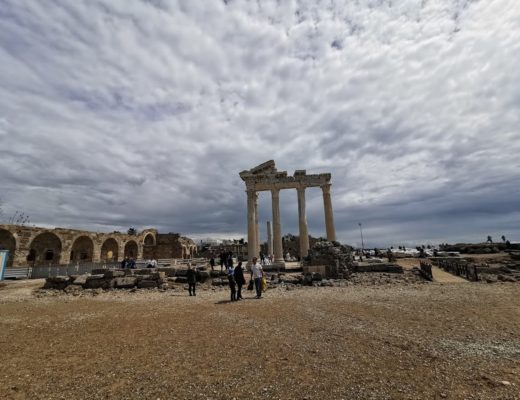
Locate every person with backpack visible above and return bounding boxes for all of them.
[233,261,246,300]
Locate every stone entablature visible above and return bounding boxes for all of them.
[0,225,197,268]
[239,160,337,266]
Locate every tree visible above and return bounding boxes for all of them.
[127,227,137,235]
[501,235,506,242]
[486,236,493,243]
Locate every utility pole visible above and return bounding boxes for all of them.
[358,222,365,252]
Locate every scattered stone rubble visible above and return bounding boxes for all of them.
[303,241,354,278]
[43,267,211,291]
[474,260,520,283]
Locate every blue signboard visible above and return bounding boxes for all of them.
[0,250,9,281]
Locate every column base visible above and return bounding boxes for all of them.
[263,261,285,272]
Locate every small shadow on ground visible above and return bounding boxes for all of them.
[214,298,256,304]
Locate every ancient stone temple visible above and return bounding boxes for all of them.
[0,224,198,268]
[239,160,336,266]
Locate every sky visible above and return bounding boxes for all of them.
[0,0,519,248]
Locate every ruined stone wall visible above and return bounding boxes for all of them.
[0,224,178,267]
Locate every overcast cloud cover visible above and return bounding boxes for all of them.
[1,0,519,247]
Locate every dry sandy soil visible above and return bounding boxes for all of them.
[0,278,519,400]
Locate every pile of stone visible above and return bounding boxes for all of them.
[475,262,520,283]
[303,241,353,279]
[43,267,211,291]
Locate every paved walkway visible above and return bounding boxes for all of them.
[431,266,468,283]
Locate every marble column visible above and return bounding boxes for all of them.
[246,189,258,264]
[321,183,336,242]
[266,221,273,258]
[255,195,260,254]
[297,187,309,258]
[271,188,284,264]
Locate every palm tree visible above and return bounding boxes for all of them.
[486,235,493,243]
[501,235,506,242]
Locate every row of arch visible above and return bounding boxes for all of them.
[0,229,156,267]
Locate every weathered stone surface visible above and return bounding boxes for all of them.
[303,241,353,278]
[114,277,137,288]
[92,269,108,275]
[103,270,125,278]
[72,274,89,285]
[157,267,177,277]
[135,269,155,275]
[85,275,109,289]
[197,271,210,282]
[137,280,158,289]
[64,284,83,293]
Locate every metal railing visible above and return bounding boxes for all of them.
[30,262,120,279]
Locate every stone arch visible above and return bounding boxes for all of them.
[143,233,156,246]
[124,240,138,259]
[100,238,119,262]
[28,232,62,266]
[70,235,94,262]
[0,228,16,268]
[143,233,156,259]
[181,245,187,259]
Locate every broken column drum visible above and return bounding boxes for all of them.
[239,160,337,266]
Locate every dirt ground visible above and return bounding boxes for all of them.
[0,278,519,400]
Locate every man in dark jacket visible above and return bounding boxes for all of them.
[186,264,197,296]
[233,261,246,300]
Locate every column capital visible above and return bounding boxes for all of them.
[296,186,306,195]
[321,183,331,194]
[271,187,280,197]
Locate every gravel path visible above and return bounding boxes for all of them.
[0,279,519,400]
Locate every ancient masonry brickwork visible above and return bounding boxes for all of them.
[0,224,197,268]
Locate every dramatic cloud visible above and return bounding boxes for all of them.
[1,0,519,247]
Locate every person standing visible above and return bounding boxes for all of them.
[250,257,264,299]
[186,264,197,296]
[233,261,246,300]
[209,256,215,271]
[227,263,237,301]
[219,252,225,271]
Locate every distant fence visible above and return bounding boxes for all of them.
[432,258,479,281]
[419,261,433,281]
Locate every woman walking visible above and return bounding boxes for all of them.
[233,261,246,300]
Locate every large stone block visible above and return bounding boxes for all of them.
[72,274,89,285]
[114,277,137,288]
[157,267,177,277]
[92,269,108,275]
[197,271,210,283]
[135,269,155,275]
[85,275,109,289]
[47,276,69,283]
[104,270,125,278]
[137,280,158,288]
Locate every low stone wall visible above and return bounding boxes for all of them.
[44,267,211,291]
